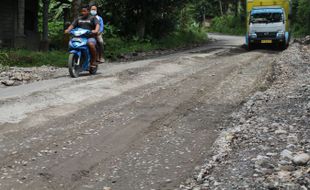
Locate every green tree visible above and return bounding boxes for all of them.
[296,0,310,35]
[42,0,51,51]
[97,0,191,38]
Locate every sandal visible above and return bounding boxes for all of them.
[90,64,97,68]
[97,58,105,63]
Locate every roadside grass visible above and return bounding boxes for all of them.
[105,29,208,60]
[0,50,67,68]
[0,29,208,67]
[104,38,157,60]
[159,29,209,48]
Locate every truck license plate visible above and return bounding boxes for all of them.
[261,40,272,44]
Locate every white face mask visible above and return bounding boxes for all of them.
[90,10,97,16]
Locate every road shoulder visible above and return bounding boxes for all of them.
[180,42,310,189]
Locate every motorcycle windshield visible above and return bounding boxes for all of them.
[70,28,90,37]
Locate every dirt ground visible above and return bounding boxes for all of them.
[0,34,295,190]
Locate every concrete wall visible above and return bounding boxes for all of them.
[0,0,16,47]
[25,0,40,50]
[0,0,39,49]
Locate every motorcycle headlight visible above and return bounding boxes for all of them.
[277,31,285,38]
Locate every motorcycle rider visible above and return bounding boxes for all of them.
[90,4,105,63]
[65,5,100,68]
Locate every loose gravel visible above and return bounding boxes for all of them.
[0,66,67,87]
[180,39,310,190]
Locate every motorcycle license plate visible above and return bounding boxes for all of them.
[261,40,272,44]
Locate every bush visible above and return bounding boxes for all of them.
[159,25,208,48]
[104,36,162,60]
[0,52,9,66]
[150,17,178,38]
[0,49,67,67]
[209,15,246,35]
[104,24,120,38]
[0,53,10,71]
[48,21,65,50]
[104,27,208,60]
[0,23,208,67]
[0,27,208,68]
[293,0,310,36]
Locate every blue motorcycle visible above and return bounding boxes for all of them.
[68,28,98,78]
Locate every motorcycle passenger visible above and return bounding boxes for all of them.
[90,5,105,63]
[65,5,100,68]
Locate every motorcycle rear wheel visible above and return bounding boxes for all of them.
[68,54,81,78]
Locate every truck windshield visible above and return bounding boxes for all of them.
[250,13,283,24]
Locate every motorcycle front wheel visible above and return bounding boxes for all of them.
[68,53,81,78]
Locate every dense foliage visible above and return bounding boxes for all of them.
[291,0,310,36]
[45,0,309,46]
[2,0,308,67]
[42,0,211,54]
[98,0,193,38]
[206,0,310,36]
[209,15,246,35]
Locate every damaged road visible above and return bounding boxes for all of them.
[180,39,310,190]
[0,35,280,190]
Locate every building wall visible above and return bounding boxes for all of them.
[25,0,39,32]
[25,0,40,50]
[0,0,39,49]
[0,0,16,47]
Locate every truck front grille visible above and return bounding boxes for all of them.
[256,32,277,39]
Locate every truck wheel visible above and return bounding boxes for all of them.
[279,42,287,50]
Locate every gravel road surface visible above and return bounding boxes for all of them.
[0,34,280,190]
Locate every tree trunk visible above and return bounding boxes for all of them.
[241,0,247,22]
[202,6,206,25]
[136,4,146,39]
[63,8,70,29]
[241,0,247,13]
[63,7,71,48]
[234,0,239,16]
[136,18,146,39]
[71,0,81,20]
[219,0,223,16]
[41,0,50,51]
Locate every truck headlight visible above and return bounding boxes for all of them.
[250,33,257,39]
[277,31,285,38]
